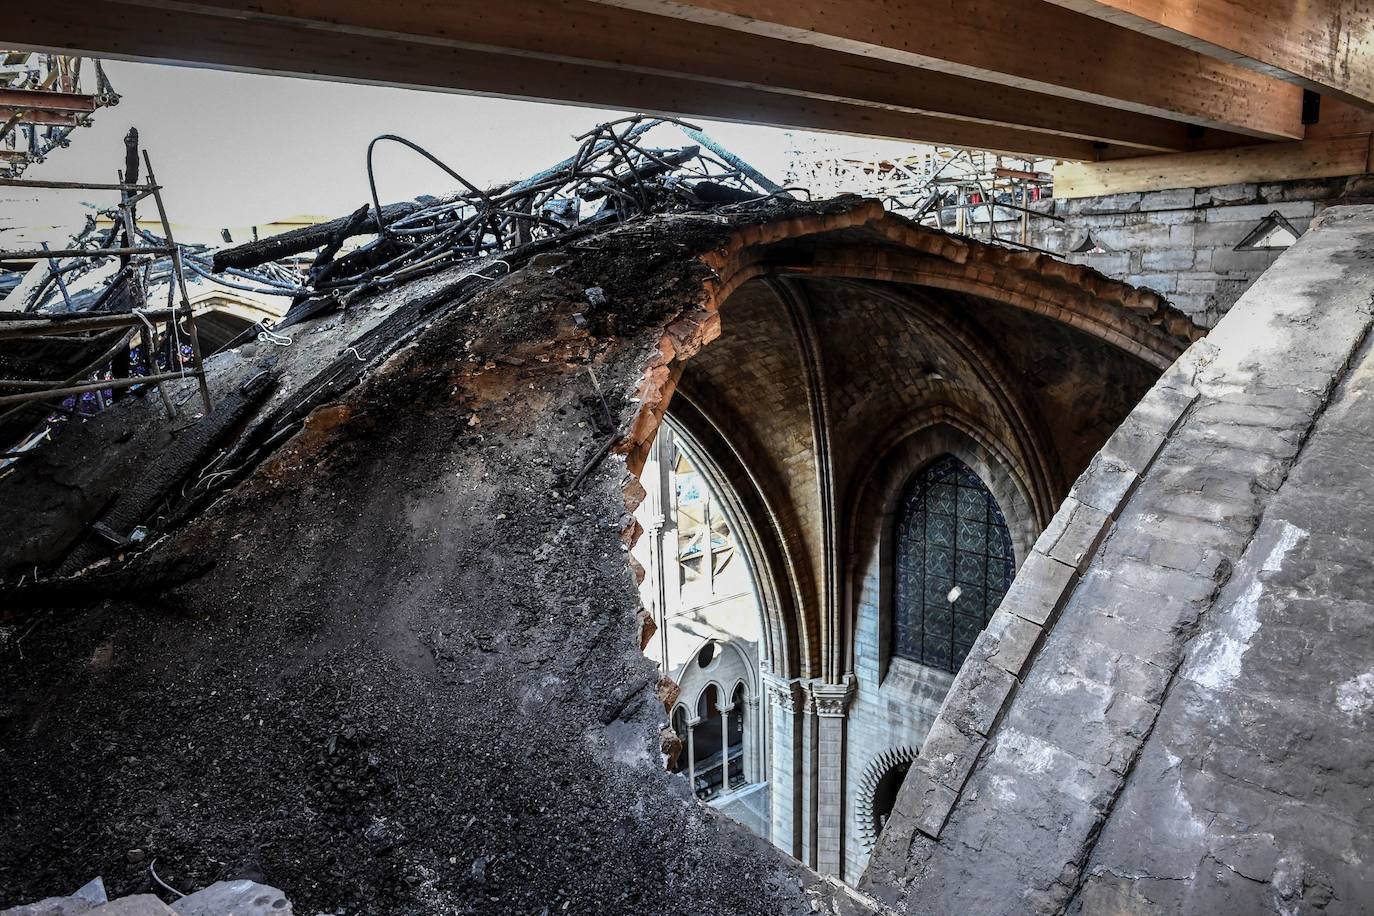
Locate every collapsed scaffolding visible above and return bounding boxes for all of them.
[784,139,1061,252]
[0,138,213,467]
[0,115,787,469]
[1,51,119,178]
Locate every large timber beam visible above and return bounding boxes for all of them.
[1053,135,1374,197]
[0,108,82,126]
[588,0,1307,140]
[1041,0,1374,110]
[7,0,1101,159]
[0,88,98,112]
[111,0,1220,152]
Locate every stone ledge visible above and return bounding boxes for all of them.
[894,767,960,840]
[915,718,986,794]
[1041,497,1111,573]
[1002,549,1078,626]
[1067,452,1140,518]
[975,610,1043,679]
[936,658,1018,738]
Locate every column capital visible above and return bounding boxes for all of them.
[807,676,855,718]
[761,671,803,715]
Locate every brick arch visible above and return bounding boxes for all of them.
[620,201,1200,476]
[620,203,1201,687]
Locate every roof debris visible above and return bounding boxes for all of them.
[211,115,792,329]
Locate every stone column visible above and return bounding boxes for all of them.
[744,693,761,783]
[685,716,699,796]
[801,690,818,869]
[762,673,802,856]
[642,429,674,668]
[809,678,855,878]
[719,700,733,794]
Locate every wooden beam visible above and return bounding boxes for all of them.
[0,88,98,112]
[1041,0,1374,110]
[589,0,1306,139]
[8,0,1101,160]
[1052,135,1373,198]
[115,0,1219,152]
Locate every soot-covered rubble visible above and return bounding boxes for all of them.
[0,184,891,914]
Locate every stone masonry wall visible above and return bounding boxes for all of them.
[864,205,1374,914]
[1029,175,1374,328]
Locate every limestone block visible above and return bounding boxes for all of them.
[1196,182,1259,206]
[1067,452,1140,518]
[2,899,96,916]
[937,659,1017,737]
[1139,189,1196,211]
[172,881,292,915]
[1001,551,1077,626]
[1073,192,1142,215]
[974,611,1042,678]
[1141,248,1195,272]
[1202,200,1316,223]
[1123,272,1177,293]
[1099,412,1173,476]
[1041,498,1111,573]
[916,718,985,793]
[891,767,958,840]
[89,899,174,916]
[68,883,105,907]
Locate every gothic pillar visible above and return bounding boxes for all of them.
[643,428,677,669]
[801,689,818,869]
[685,716,699,796]
[719,700,733,794]
[762,673,802,856]
[744,693,761,783]
[809,678,854,878]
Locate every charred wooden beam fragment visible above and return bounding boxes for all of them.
[211,201,426,272]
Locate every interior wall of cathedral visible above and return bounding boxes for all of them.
[638,270,1169,882]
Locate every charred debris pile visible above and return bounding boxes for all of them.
[0,115,805,589]
[210,115,791,323]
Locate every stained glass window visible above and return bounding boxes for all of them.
[893,455,1014,674]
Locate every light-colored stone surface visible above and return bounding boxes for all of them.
[1,898,96,916]
[866,205,1374,914]
[88,898,173,916]
[171,880,292,915]
[1028,175,1374,327]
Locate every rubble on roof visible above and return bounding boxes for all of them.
[0,878,293,915]
[0,117,784,470]
[0,115,1193,914]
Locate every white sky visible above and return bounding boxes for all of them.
[10,60,917,238]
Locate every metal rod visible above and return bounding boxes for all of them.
[0,307,183,322]
[0,308,186,338]
[144,150,213,412]
[0,245,172,260]
[0,178,158,192]
[0,371,193,406]
[40,242,72,310]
